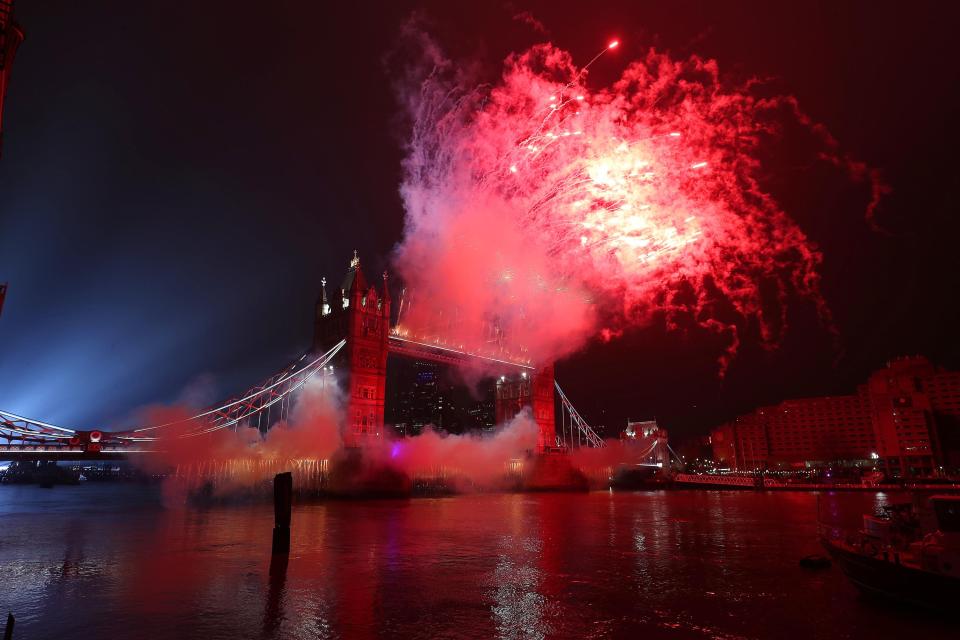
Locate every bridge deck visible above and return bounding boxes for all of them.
[0,446,149,461]
[387,335,534,370]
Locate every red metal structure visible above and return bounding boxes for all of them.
[0,0,24,158]
[314,252,556,450]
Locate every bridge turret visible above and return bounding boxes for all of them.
[380,271,391,328]
[342,249,368,310]
[317,276,331,318]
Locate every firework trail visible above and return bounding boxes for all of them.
[394,32,884,371]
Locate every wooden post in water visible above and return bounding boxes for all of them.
[272,472,292,554]
[4,612,14,640]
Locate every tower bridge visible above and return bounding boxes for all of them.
[313,252,557,451]
[0,253,603,462]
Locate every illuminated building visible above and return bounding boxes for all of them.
[389,360,441,436]
[711,356,960,477]
[464,385,496,433]
[0,1,24,158]
[387,360,495,436]
[712,412,768,471]
[867,356,960,477]
[623,420,670,467]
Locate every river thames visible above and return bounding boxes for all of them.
[0,485,956,639]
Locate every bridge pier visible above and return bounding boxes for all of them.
[532,364,556,451]
[271,472,292,555]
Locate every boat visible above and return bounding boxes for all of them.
[820,494,960,611]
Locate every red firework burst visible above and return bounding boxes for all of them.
[394,36,883,371]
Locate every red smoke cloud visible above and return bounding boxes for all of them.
[133,376,539,498]
[260,376,343,460]
[130,377,343,503]
[385,410,538,488]
[393,31,885,372]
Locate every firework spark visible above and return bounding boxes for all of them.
[394,35,882,371]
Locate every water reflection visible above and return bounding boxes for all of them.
[1,486,957,639]
[263,553,288,638]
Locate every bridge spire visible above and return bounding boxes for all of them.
[341,250,367,309]
[381,270,390,304]
[320,276,330,316]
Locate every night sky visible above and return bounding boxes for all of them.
[1,1,958,439]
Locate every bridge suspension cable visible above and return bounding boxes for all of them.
[121,339,346,440]
[0,339,346,445]
[554,381,605,448]
[0,409,77,444]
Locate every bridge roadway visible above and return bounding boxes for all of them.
[0,445,153,461]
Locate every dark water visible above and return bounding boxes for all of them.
[0,485,955,639]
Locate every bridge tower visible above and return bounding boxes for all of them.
[0,1,24,158]
[313,252,390,446]
[531,364,556,450]
[495,365,556,452]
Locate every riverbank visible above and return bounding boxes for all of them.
[673,472,960,492]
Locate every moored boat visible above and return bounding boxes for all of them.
[820,495,960,611]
